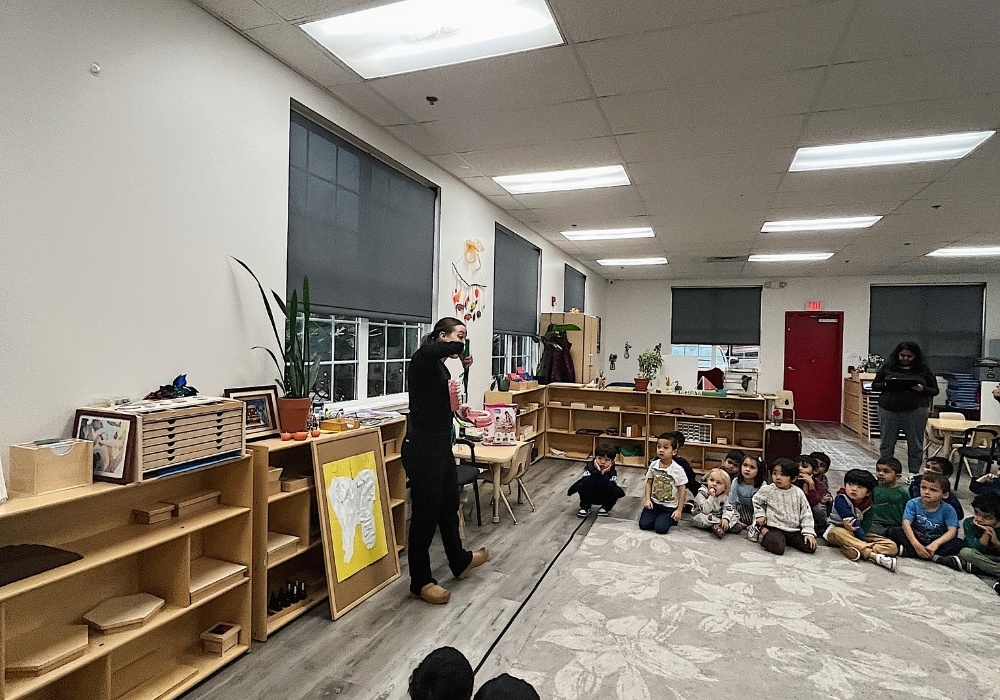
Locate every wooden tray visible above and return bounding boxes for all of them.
[266,532,300,566]
[189,557,247,605]
[6,624,89,677]
[162,489,221,517]
[85,593,165,634]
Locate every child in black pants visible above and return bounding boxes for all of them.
[568,444,627,517]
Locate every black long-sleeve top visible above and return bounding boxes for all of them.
[406,340,464,435]
[872,366,939,412]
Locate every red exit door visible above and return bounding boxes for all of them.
[784,311,844,422]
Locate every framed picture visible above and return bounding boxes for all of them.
[74,410,138,485]
[223,385,281,441]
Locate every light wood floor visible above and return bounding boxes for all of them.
[181,421,972,699]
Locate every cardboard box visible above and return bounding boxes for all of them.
[9,439,93,496]
[200,622,240,656]
[319,417,359,432]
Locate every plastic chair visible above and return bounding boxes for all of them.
[776,390,795,422]
[938,411,966,420]
[953,426,1000,491]
[923,422,945,460]
[454,439,483,528]
[480,442,533,524]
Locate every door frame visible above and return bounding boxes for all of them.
[783,311,844,422]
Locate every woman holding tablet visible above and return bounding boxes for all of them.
[872,341,939,474]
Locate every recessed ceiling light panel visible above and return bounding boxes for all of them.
[562,227,654,241]
[761,216,882,232]
[493,165,630,195]
[596,256,667,266]
[926,246,1000,257]
[300,0,564,79]
[789,131,995,171]
[748,252,834,262]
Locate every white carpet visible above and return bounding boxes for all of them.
[802,437,878,471]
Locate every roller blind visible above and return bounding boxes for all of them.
[287,110,436,322]
[671,287,762,345]
[869,284,984,373]
[493,224,540,334]
[564,265,586,312]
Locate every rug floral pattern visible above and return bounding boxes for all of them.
[511,519,1000,700]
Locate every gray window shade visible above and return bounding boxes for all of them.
[671,287,762,345]
[287,111,436,323]
[564,265,586,312]
[869,284,984,373]
[493,225,540,334]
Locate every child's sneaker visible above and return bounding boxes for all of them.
[933,555,963,571]
[843,546,862,562]
[577,506,591,518]
[746,523,761,542]
[993,581,1000,597]
[874,554,897,572]
[598,507,611,516]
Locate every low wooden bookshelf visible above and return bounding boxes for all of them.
[0,453,253,700]
[484,387,546,462]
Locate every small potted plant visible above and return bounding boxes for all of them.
[635,348,663,392]
[233,258,319,432]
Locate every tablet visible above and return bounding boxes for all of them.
[886,376,918,388]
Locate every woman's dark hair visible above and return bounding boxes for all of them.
[772,458,799,479]
[594,444,619,460]
[884,341,930,373]
[409,647,474,700]
[421,317,466,347]
[739,454,765,487]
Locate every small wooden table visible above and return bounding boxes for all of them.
[927,417,984,460]
[453,441,526,524]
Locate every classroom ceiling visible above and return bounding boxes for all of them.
[192,0,1000,280]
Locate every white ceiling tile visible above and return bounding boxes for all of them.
[771,183,919,209]
[487,194,529,210]
[192,0,282,30]
[457,137,623,177]
[576,2,853,96]
[628,152,793,184]
[245,22,359,85]
[419,100,611,152]
[427,153,482,178]
[368,46,591,122]
[326,83,410,125]
[636,174,783,201]
[835,0,1000,63]
[258,0,383,22]
[384,124,450,155]
[460,176,509,197]
[512,186,643,210]
[550,0,832,43]
[616,116,807,161]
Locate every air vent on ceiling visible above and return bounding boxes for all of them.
[705,255,748,263]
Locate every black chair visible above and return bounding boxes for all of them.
[953,427,1000,490]
[454,438,482,527]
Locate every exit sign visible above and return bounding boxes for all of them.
[807,300,822,310]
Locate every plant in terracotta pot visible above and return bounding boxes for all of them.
[233,258,319,432]
[635,348,663,392]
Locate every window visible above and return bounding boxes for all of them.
[564,264,586,312]
[493,224,540,335]
[492,333,538,379]
[670,344,760,371]
[309,315,425,402]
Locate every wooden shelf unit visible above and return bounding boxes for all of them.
[0,454,253,700]
[842,377,883,438]
[484,387,546,461]
[541,386,768,472]
[248,419,409,641]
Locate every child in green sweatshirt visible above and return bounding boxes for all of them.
[959,493,1000,585]
[863,456,910,536]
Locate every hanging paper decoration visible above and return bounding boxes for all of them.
[452,239,487,322]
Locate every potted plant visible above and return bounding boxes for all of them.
[233,258,319,432]
[635,348,663,392]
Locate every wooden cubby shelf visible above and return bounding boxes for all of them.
[484,387,547,462]
[0,453,253,700]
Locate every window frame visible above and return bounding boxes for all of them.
[492,333,538,380]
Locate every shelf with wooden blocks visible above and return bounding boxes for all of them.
[0,453,253,700]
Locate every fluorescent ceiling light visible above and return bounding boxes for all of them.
[761,216,882,232]
[300,0,563,79]
[493,165,630,195]
[789,131,995,171]
[596,257,667,266]
[562,227,654,241]
[748,252,834,262]
[926,246,1000,257]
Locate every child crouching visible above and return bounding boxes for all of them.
[691,468,741,538]
[751,458,817,555]
[567,444,627,517]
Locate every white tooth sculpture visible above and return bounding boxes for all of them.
[328,469,378,562]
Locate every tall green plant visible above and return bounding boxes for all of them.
[233,258,319,399]
[637,349,663,380]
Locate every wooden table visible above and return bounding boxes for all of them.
[453,441,526,524]
[927,417,984,460]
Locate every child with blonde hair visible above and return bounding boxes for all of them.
[692,468,741,538]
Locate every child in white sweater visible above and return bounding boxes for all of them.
[691,468,741,538]
[751,458,817,556]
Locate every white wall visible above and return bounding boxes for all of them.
[602,274,1000,394]
[0,0,604,450]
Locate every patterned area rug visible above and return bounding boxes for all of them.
[504,518,1000,700]
[802,437,878,471]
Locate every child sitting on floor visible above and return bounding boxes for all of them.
[721,454,764,532]
[822,469,897,571]
[958,493,1000,587]
[795,454,829,532]
[970,470,1000,497]
[863,456,909,537]
[751,458,817,556]
[721,449,745,481]
[810,451,834,513]
[567,444,627,517]
[909,457,965,519]
[692,468,741,538]
[888,471,964,569]
[639,433,687,535]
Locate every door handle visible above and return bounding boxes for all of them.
[787,367,794,370]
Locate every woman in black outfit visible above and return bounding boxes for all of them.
[402,317,489,605]
[872,341,939,474]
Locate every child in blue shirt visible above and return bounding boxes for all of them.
[909,457,964,519]
[888,471,964,569]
